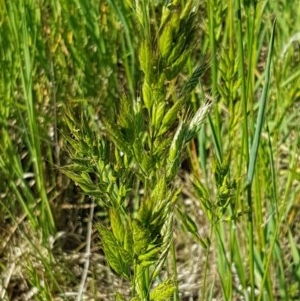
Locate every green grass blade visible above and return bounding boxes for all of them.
[247,20,276,186]
[246,19,276,301]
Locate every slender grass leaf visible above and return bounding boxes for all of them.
[247,20,276,186]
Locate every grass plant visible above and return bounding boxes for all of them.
[1,0,300,300]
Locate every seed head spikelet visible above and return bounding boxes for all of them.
[186,102,212,142]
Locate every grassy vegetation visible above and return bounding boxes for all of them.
[0,0,300,300]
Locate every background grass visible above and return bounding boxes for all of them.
[0,0,300,300]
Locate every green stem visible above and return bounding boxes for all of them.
[246,187,255,301]
[236,0,249,167]
[207,0,222,157]
[171,241,180,301]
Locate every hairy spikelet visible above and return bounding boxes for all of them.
[150,279,175,301]
[182,61,211,95]
[186,102,212,141]
[217,47,241,107]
